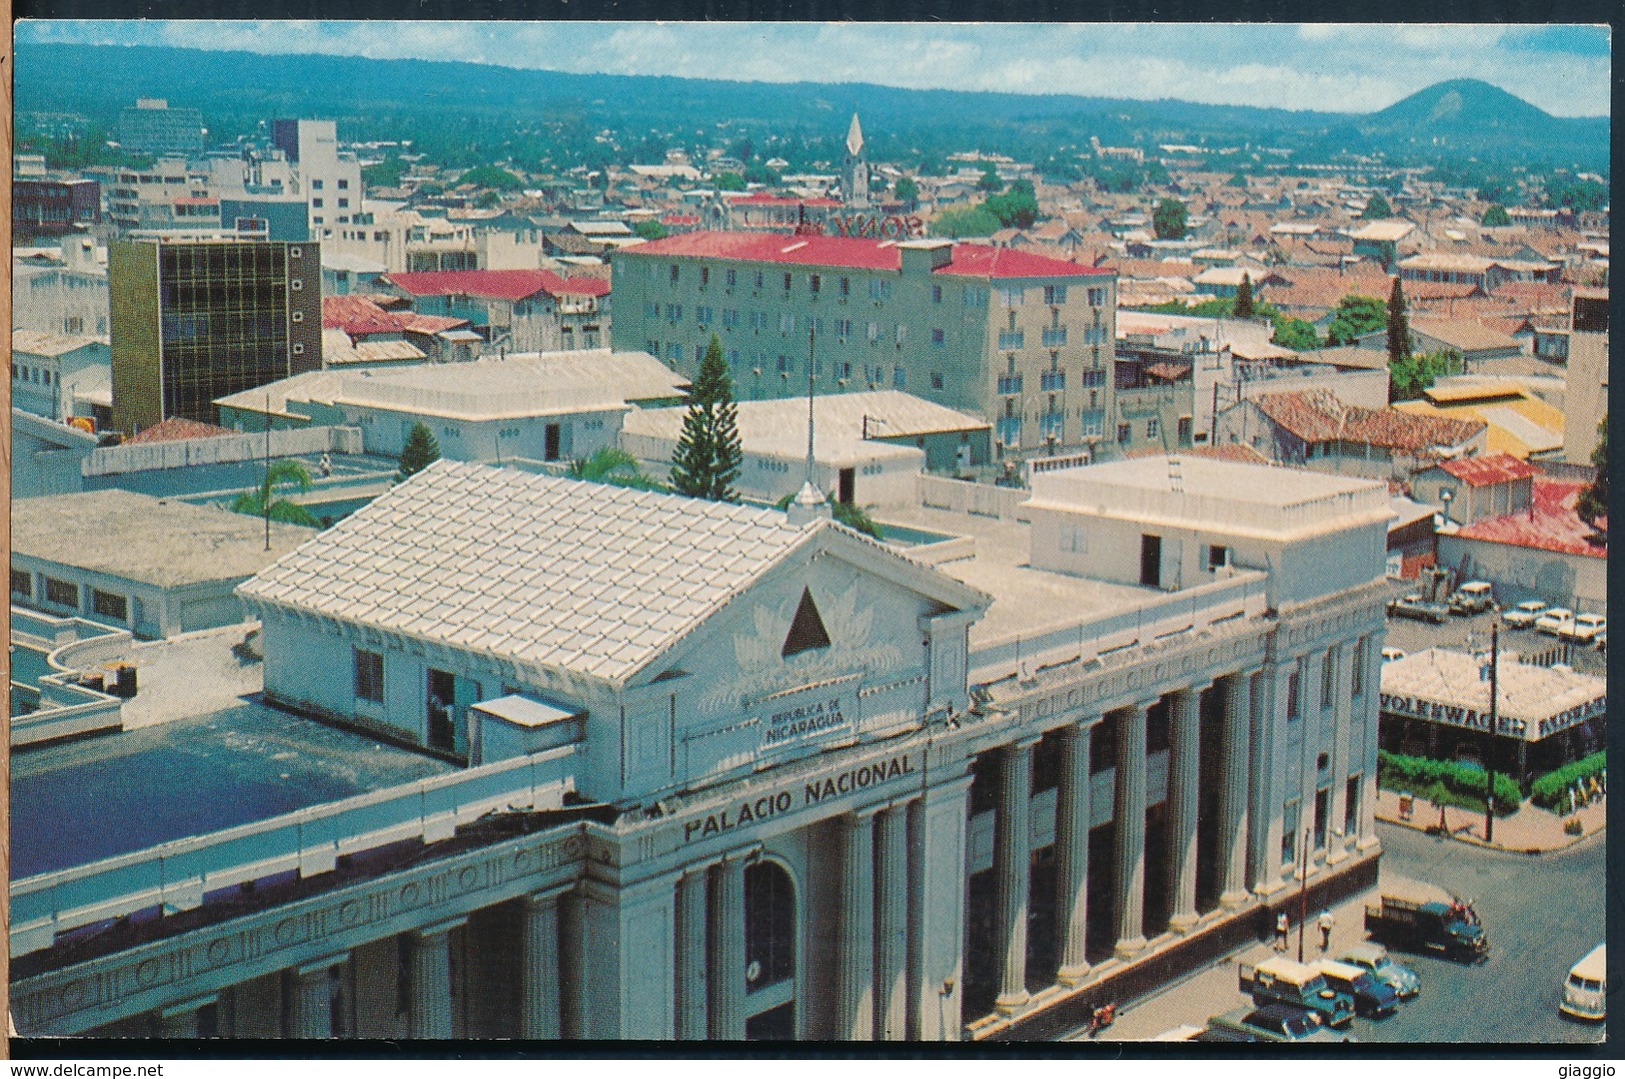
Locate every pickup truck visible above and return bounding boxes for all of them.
[1447,581,1496,615]
[1238,957,1355,1028]
[1364,885,1488,962]
[1207,1005,1353,1044]
[1387,593,1448,624]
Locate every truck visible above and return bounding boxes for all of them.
[1237,957,1356,1029]
[1447,581,1496,615]
[1364,883,1488,962]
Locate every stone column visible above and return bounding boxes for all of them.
[1168,684,1206,932]
[1113,701,1152,958]
[405,918,463,1039]
[1327,644,1354,864]
[874,803,910,1040]
[285,955,345,1039]
[674,868,710,1040]
[707,854,747,1041]
[1358,635,1383,850]
[154,996,214,1038]
[909,775,973,1042]
[1054,717,1097,985]
[1219,671,1254,908]
[993,736,1038,1012]
[835,811,876,1039]
[518,887,568,1039]
[1250,666,1288,897]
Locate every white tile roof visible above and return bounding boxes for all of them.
[238,461,829,683]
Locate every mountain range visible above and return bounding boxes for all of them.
[13,43,1610,173]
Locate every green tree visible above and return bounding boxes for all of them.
[1577,414,1608,529]
[633,219,669,241]
[362,156,408,188]
[1322,294,1388,346]
[232,459,319,529]
[714,171,747,192]
[1386,277,1411,366]
[1152,198,1188,240]
[1389,350,1458,403]
[977,165,1002,193]
[1362,193,1393,219]
[742,161,780,186]
[1480,204,1511,227]
[475,189,502,209]
[984,184,1040,229]
[1271,317,1321,351]
[456,164,523,191]
[670,335,743,503]
[1233,273,1256,319]
[894,175,919,208]
[568,446,665,492]
[931,205,1003,238]
[397,421,441,481]
[1226,173,1249,188]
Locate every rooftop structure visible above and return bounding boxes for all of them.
[1380,648,1604,744]
[1394,383,1564,460]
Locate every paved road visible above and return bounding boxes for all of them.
[1362,823,1607,1044]
[1066,822,1607,1044]
[1380,582,1605,678]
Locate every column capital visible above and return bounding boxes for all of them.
[519,883,576,910]
[291,953,349,979]
[409,915,468,942]
[158,994,218,1019]
[1179,680,1213,698]
[1010,733,1042,752]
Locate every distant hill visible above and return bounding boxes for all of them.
[12,43,1609,173]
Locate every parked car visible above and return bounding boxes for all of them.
[1503,600,1551,628]
[1316,958,1401,1019]
[1535,608,1576,636]
[1560,944,1606,1022]
[1192,1025,1259,1043]
[1238,957,1356,1028]
[1387,594,1448,624]
[1447,581,1496,615]
[1560,614,1607,644]
[1207,1005,1353,1044]
[1338,943,1421,999]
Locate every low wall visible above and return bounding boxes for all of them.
[83,426,363,478]
[917,474,1030,522]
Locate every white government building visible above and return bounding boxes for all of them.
[12,454,1392,1040]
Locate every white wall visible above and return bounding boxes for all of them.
[1437,534,1607,616]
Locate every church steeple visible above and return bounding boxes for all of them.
[842,111,870,210]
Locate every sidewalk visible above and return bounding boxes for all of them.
[1374,788,1605,854]
[1086,887,1380,1042]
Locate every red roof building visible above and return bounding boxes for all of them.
[1449,476,1605,559]
[1436,453,1541,487]
[384,269,610,302]
[622,231,1112,279]
[125,417,234,444]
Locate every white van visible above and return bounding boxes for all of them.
[1560,944,1606,1021]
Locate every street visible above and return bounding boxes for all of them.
[1380,582,1606,679]
[1067,821,1607,1044]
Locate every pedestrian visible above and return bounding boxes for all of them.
[319,452,333,478]
[1275,912,1289,952]
[1317,909,1335,952]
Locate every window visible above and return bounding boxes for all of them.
[1087,286,1107,307]
[1042,327,1067,347]
[725,269,737,288]
[809,274,821,294]
[1351,640,1367,697]
[867,321,880,343]
[645,301,661,319]
[753,271,765,289]
[290,278,304,291]
[1040,370,1065,392]
[312,198,324,208]
[931,372,944,390]
[998,330,1025,350]
[338,198,349,209]
[835,319,852,338]
[92,589,128,622]
[931,284,943,304]
[999,286,1025,306]
[750,311,769,331]
[868,279,893,301]
[11,569,31,597]
[1321,650,1336,709]
[696,305,713,325]
[722,308,739,327]
[1282,799,1301,865]
[1208,545,1229,571]
[292,343,305,355]
[1146,418,1160,438]
[1043,284,1067,305]
[338,179,349,189]
[963,285,989,307]
[670,264,680,284]
[291,311,304,323]
[666,304,683,321]
[780,312,794,333]
[893,366,906,388]
[700,267,710,287]
[44,576,78,608]
[931,328,945,347]
[839,276,850,297]
[312,179,324,190]
[895,324,907,346]
[1286,666,1301,721]
[783,273,793,291]
[1177,416,1193,444]
[354,648,384,703]
[1116,422,1131,444]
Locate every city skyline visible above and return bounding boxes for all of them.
[15,20,1613,118]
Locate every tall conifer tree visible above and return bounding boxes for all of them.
[671,335,743,502]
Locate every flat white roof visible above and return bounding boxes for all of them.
[471,694,578,728]
[1379,648,1605,741]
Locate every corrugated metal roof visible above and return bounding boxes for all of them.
[238,461,828,683]
[1436,453,1540,487]
[1451,476,1606,558]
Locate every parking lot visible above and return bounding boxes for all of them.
[1380,579,1606,678]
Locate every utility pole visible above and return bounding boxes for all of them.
[263,393,272,552]
[1296,826,1310,963]
[1485,622,1499,844]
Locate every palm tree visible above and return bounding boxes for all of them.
[567,446,665,491]
[233,459,320,528]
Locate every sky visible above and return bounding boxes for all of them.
[14,20,1613,117]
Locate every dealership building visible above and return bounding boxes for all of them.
[13,455,1392,1041]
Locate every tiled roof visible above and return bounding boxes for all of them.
[238,461,834,683]
[617,230,1111,279]
[323,294,405,336]
[1452,477,1606,559]
[1254,389,1484,451]
[729,193,843,208]
[1436,452,1541,487]
[125,417,235,444]
[384,269,611,302]
[1409,318,1522,353]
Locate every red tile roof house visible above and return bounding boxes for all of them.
[379,269,612,355]
[1437,475,1607,615]
[1410,452,1539,525]
[1213,388,1487,482]
[322,294,475,364]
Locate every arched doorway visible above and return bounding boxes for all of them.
[743,859,796,1039]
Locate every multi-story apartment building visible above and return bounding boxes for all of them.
[612,232,1117,460]
[116,98,204,157]
[379,269,611,353]
[271,119,365,239]
[12,233,110,338]
[108,239,322,434]
[102,159,220,237]
[13,178,101,243]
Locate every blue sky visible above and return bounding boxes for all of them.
[15,20,1612,117]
